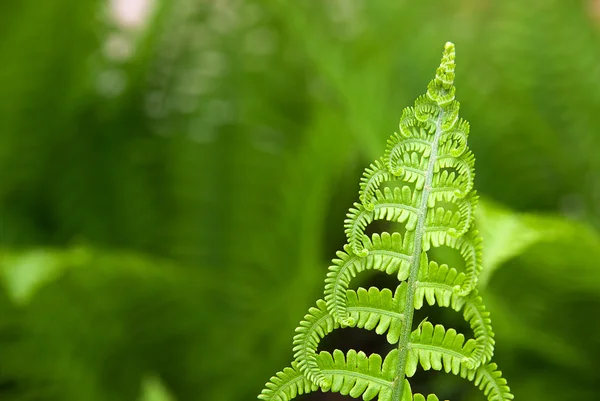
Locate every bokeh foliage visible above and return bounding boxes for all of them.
[0,0,599,400]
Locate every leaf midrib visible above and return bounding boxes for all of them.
[391,109,444,401]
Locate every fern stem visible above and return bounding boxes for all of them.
[392,111,444,401]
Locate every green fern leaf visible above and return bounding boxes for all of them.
[422,225,483,297]
[258,363,317,401]
[406,322,512,400]
[359,158,395,207]
[259,42,513,401]
[347,286,405,343]
[324,231,411,326]
[320,349,395,399]
[261,350,424,401]
[406,321,475,377]
[293,288,405,387]
[292,300,337,387]
[416,260,495,368]
[261,348,507,401]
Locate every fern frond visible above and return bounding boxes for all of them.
[423,225,483,296]
[386,147,428,189]
[346,286,405,343]
[292,299,338,387]
[437,118,470,157]
[430,169,472,204]
[324,232,413,325]
[386,134,433,178]
[434,151,475,194]
[424,191,478,241]
[359,158,395,207]
[294,286,407,386]
[407,322,512,401]
[373,187,420,228]
[261,350,427,401]
[345,190,419,256]
[258,363,317,401]
[416,261,495,368]
[469,363,514,401]
[406,321,476,377]
[319,349,395,399]
[424,206,463,237]
[259,42,512,401]
[397,106,436,140]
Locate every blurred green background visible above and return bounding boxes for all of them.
[1,0,600,400]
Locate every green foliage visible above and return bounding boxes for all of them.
[475,201,600,400]
[259,43,512,401]
[2,1,600,400]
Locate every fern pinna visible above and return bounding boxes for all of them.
[258,42,513,401]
